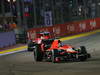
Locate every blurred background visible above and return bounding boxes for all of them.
[0,0,100,30]
[0,0,100,48]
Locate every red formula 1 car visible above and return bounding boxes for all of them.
[32,38,91,63]
[28,31,51,51]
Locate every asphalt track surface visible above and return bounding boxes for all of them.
[0,32,100,75]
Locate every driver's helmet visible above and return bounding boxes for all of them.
[40,32,50,39]
[43,32,50,36]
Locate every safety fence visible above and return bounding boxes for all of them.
[27,18,100,40]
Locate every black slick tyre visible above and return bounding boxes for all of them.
[33,45,43,61]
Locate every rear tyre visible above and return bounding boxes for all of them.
[33,45,43,61]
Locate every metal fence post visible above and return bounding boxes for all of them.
[16,0,22,27]
[32,0,37,27]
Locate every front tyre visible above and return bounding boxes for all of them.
[27,41,35,51]
[77,46,88,61]
[79,46,87,54]
[51,50,60,63]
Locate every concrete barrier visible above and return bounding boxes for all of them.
[27,18,100,40]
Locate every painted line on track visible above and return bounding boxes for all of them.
[0,46,27,56]
[0,29,100,56]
